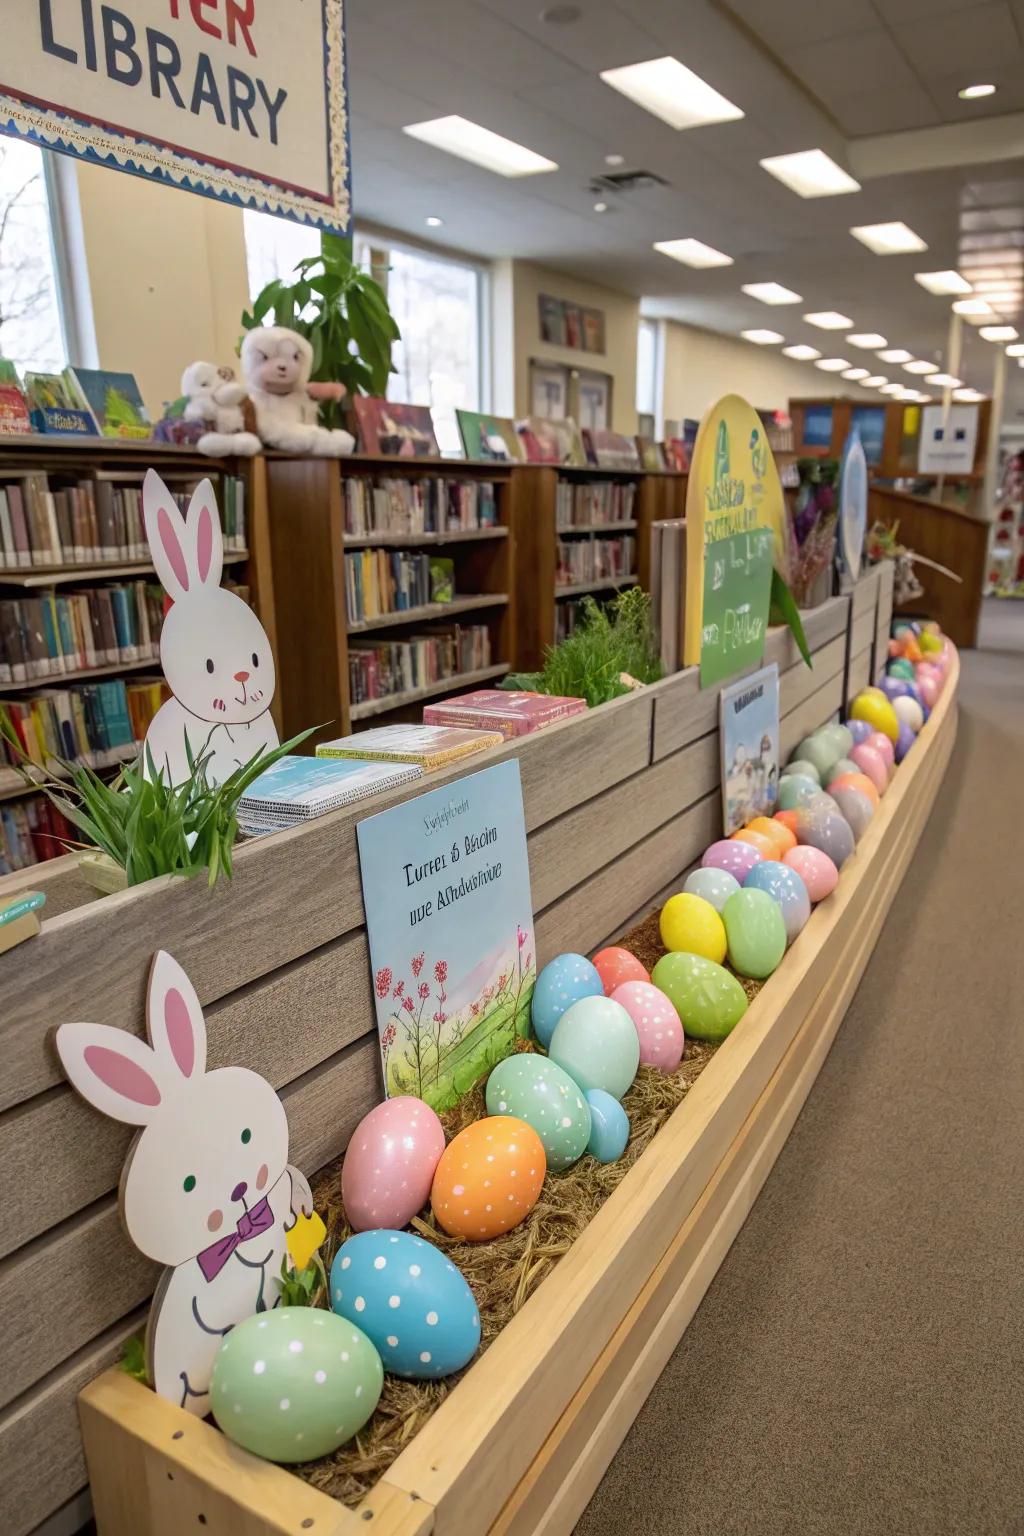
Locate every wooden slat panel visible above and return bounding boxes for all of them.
[847,646,872,702]
[874,561,895,681]
[850,608,875,660]
[778,633,846,720]
[851,567,881,621]
[780,671,845,759]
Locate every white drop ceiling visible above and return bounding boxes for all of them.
[345,0,1024,407]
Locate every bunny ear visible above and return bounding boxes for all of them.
[143,469,193,604]
[55,1021,166,1127]
[185,478,223,590]
[146,950,208,1081]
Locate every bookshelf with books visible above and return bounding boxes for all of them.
[513,463,687,668]
[264,455,516,746]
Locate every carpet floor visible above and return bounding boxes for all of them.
[575,600,1024,1536]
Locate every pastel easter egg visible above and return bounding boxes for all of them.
[702,838,763,880]
[210,1307,382,1463]
[865,731,896,774]
[683,866,740,913]
[549,996,640,1100]
[330,1230,480,1380]
[817,721,854,760]
[611,980,685,1073]
[784,758,822,786]
[431,1117,546,1241]
[850,743,888,797]
[722,888,787,979]
[879,676,912,702]
[659,892,727,964]
[777,774,820,812]
[794,802,856,870]
[774,809,801,835]
[792,733,840,781]
[903,637,924,663]
[585,1089,630,1163]
[592,946,649,996]
[531,953,603,1049]
[893,695,924,734]
[729,828,776,860]
[846,718,874,747]
[850,688,899,743]
[485,1055,591,1171]
[650,952,748,1043]
[830,784,875,841]
[744,860,811,944]
[784,845,839,902]
[342,1097,445,1233]
[919,630,942,655]
[895,721,916,762]
[829,770,880,808]
[887,658,915,681]
[915,671,940,711]
[745,816,795,858]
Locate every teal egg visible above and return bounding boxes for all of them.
[722,888,787,980]
[777,773,820,811]
[210,1307,382,1463]
[683,866,740,913]
[650,952,748,1042]
[585,1088,630,1163]
[888,658,915,680]
[549,995,640,1100]
[531,953,603,1049]
[784,758,821,786]
[485,1054,591,1171]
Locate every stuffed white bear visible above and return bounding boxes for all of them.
[240,326,355,456]
[181,361,262,458]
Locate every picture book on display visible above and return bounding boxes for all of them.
[67,368,151,439]
[0,890,45,954]
[583,429,641,470]
[423,689,587,738]
[24,372,96,437]
[516,416,586,466]
[237,754,422,832]
[455,410,523,463]
[0,360,31,436]
[317,724,503,772]
[352,398,439,457]
[719,664,780,835]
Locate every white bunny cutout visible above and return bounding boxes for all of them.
[142,469,280,787]
[55,950,314,1416]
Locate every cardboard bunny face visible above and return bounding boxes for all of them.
[143,470,275,726]
[56,951,289,1268]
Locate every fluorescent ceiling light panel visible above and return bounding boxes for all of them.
[914,270,972,296]
[851,222,927,255]
[1005,345,1024,357]
[741,329,784,345]
[600,56,743,130]
[959,84,996,99]
[804,311,853,330]
[954,388,986,401]
[654,238,733,268]
[782,344,821,360]
[402,116,557,176]
[848,333,888,349]
[903,360,939,375]
[742,282,802,305]
[815,357,851,372]
[881,383,905,394]
[980,325,1019,340]
[759,149,860,198]
[929,373,963,386]
[842,367,870,380]
[878,348,913,364]
[862,375,888,387]
[953,297,993,317]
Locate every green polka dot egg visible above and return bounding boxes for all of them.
[210,1306,382,1462]
[485,1054,591,1171]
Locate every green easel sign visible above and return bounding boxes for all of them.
[700,525,775,687]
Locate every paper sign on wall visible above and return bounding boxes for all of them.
[684,394,783,688]
[838,429,868,581]
[720,664,780,836]
[356,760,537,1112]
[918,404,979,476]
[1,1,350,232]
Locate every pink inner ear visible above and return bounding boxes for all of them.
[196,505,214,584]
[157,507,190,592]
[164,987,195,1077]
[83,1045,161,1106]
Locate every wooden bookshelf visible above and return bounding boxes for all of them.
[0,551,248,588]
[0,655,158,694]
[512,464,687,668]
[264,456,516,746]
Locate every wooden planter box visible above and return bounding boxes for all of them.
[74,655,957,1536]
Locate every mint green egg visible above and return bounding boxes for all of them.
[549,995,640,1100]
[210,1307,382,1463]
[722,888,787,980]
[818,722,854,760]
[777,773,820,811]
[485,1054,591,1171]
[650,952,747,1043]
[784,758,821,786]
[794,732,841,781]
[826,757,859,786]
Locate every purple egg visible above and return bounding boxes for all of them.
[702,839,763,880]
[879,677,913,702]
[846,718,873,747]
[894,722,916,762]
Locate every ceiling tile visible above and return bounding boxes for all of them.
[787,30,921,91]
[721,0,879,49]
[891,3,1020,77]
[879,0,1009,17]
[833,86,942,135]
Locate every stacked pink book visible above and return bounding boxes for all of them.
[423,689,587,739]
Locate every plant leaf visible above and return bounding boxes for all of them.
[770,568,812,668]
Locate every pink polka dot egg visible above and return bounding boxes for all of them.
[611,981,684,1073]
[342,1096,445,1232]
[431,1116,546,1241]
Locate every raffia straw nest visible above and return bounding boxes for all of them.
[296,909,764,1506]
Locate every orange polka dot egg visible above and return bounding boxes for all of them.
[430,1116,546,1241]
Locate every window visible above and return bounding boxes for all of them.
[0,139,67,373]
[243,208,320,302]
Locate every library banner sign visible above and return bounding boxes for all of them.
[1,1,351,232]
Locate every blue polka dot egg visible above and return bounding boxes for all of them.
[330,1230,480,1380]
[531,952,603,1049]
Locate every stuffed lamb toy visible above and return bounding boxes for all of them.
[55,950,315,1416]
[141,468,280,787]
[240,326,355,456]
[181,361,261,457]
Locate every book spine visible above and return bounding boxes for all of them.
[6,486,32,567]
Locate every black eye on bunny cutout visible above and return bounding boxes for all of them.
[241,1128,252,1145]
[252,652,259,669]
[183,1174,196,1193]
[206,658,214,674]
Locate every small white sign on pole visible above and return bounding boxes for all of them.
[918,404,979,476]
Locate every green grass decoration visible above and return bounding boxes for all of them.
[502,587,662,708]
[275,1254,327,1309]
[119,1333,149,1385]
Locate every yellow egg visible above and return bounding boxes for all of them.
[850,688,900,743]
[430,1116,545,1241]
[659,892,727,964]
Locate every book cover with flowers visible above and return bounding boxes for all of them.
[356,759,536,1111]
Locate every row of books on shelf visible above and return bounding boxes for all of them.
[0,584,165,684]
[555,535,635,587]
[0,472,246,569]
[556,479,637,528]
[345,548,457,625]
[0,796,76,874]
[1,678,165,772]
[0,361,151,440]
[344,476,498,536]
[348,625,492,706]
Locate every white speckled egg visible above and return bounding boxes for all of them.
[485,1054,591,1170]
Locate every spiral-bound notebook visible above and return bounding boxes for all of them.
[238,755,422,831]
